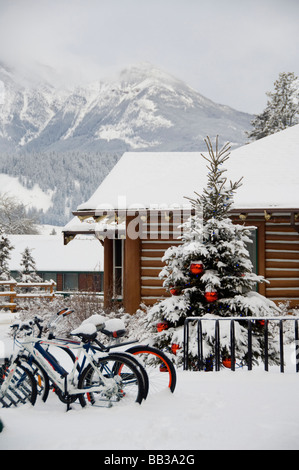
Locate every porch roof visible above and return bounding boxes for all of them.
[76,125,299,214]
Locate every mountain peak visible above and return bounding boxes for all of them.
[0,60,252,153]
[119,62,178,84]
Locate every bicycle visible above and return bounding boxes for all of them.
[6,310,75,404]
[26,311,149,404]
[45,311,176,396]
[1,319,148,410]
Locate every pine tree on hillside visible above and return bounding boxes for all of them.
[18,247,42,284]
[142,137,280,368]
[247,72,299,140]
[0,228,13,281]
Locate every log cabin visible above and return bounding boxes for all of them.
[63,125,299,313]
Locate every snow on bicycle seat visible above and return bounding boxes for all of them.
[70,323,98,342]
[81,314,106,331]
[101,318,126,338]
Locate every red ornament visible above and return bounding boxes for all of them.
[157,321,169,332]
[222,357,235,368]
[171,343,181,355]
[205,291,218,302]
[170,287,181,296]
[190,262,204,275]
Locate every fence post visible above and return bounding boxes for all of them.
[247,320,252,371]
[197,320,204,371]
[279,320,284,373]
[264,320,269,372]
[230,320,235,371]
[215,320,220,371]
[183,319,189,371]
[295,320,299,373]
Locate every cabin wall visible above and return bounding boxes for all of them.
[231,213,299,308]
[141,240,180,305]
[264,217,299,308]
[102,211,299,312]
[140,212,299,309]
[140,211,184,306]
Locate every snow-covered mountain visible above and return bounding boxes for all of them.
[0,62,67,152]
[0,62,252,153]
[0,62,254,225]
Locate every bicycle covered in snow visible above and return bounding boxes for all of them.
[80,313,177,395]
[0,315,147,410]
[43,310,176,397]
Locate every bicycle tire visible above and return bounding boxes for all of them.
[55,345,149,399]
[110,351,149,400]
[0,362,37,408]
[20,355,50,402]
[78,353,146,407]
[126,345,177,394]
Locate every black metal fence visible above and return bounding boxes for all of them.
[183,316,299,373]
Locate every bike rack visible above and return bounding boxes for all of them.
[183,316,299,373]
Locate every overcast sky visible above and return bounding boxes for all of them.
[0,0,298,114]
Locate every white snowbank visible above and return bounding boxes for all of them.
[0,318,299,450]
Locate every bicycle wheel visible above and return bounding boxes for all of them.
[0,362,37,408]
[111,351,149,400]
[126,345,177,394]
[20,355,50,402]
[78,353,146,407]
[56,345,149,400]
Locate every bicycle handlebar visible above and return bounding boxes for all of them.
[10,308,74,338]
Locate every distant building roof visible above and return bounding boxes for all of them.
[8,234,103,272]
[76,124,299,212]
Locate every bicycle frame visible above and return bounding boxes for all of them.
[12,333,118,402]
[2,312,150,409]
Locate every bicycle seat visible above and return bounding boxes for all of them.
[81,314,106,331]
[70,323,97,342]
[101,318,126,338]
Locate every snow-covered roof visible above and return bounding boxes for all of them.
[77,125,299,212]
[8,235,103,272]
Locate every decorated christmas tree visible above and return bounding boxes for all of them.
[143,137,280,368]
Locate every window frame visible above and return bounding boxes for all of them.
[113,239,124,299]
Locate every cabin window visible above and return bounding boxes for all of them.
[63,273,78,291]
[244,228,258,292]
[41,272,57,284]
[113,239,123,298]
[246,229,257,274]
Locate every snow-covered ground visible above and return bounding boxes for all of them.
[1,313,299,451]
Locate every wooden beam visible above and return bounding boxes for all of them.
[123,216,141,314]
[103,239,113,308]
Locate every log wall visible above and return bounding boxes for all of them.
[265,219,299,308]
[140,211,299,309]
